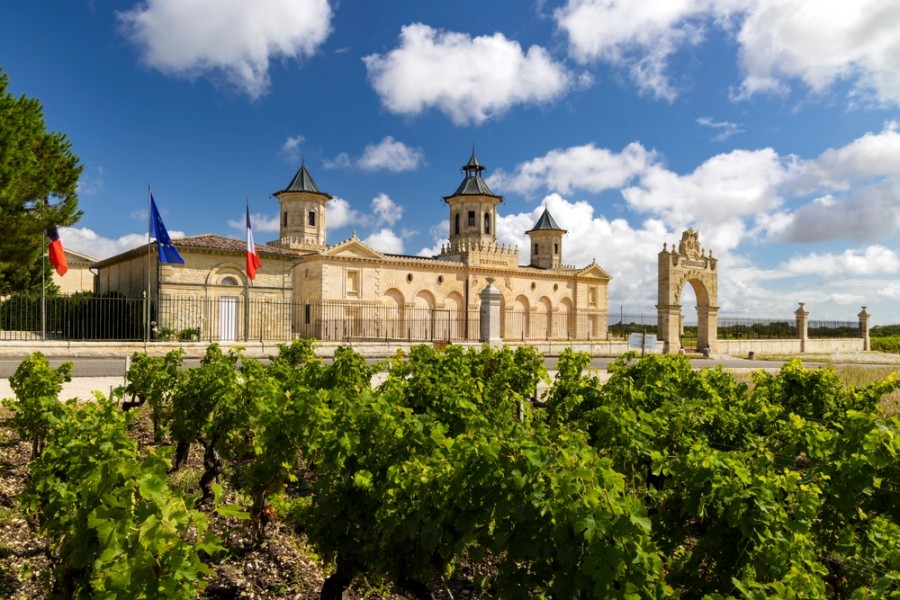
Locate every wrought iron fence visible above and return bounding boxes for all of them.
[808,320,861,339]
[0,293,866,344]
[716,317,798,340]
[0,294,146,341]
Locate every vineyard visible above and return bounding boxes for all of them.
[2,343,900,599]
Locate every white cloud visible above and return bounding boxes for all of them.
[781,246,900,277]
[487,142,657,197]
[363,228,404,254]
[358,137,425,172]
[280,135,305,164]
[363,23,572,125]
[696,116,745,142]
[327,197,365,229]
[323,152,352,170]
[371,193,402,226]
[555,0,900,106]
[62,227,159,260]
[227,212,280,234]
[118,0,332,99]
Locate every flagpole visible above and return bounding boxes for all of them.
[245,197,251,342]
[145,185,151,345]
[41,228,47,341]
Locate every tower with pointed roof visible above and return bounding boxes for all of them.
[527,207,566,269]
[272,162,332,250]
[442,149,503,252]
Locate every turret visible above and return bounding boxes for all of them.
[526,207,566,269]
[272,162,332,250]
[442,149,502,251]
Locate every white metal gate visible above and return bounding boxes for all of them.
[219,297,238,342]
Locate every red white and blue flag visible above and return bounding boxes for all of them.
[46,226,68,276]
[246,205,262,280]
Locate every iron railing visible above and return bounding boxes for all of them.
[0,293,867,345]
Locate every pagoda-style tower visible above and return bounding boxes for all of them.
[272,162,332,250]
[443,149,503,250]
[526,207,566,269]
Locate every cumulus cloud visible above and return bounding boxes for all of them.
[327,197,365,229]
[364,228,404,254]
[487,142,657,197]
[363,23,572,125]
[771,179,900,243]
[227,212,280,234]
[358,137,425,172]
[371,193,403,226]
[62,227,161,260]
[554,0,900,106]
[118,0,333,99]
[781,246,900,277]
[280,135,305,164]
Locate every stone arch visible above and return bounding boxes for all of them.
[657,228,719,353]
[559,297,574,340]
[382,288,405,339]
[535,296,553,340]
[411,290,436,340]
[206,263,247,287]
[510,294,530,340]
[444,291,465,340]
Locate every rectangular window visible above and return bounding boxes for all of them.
[346,270,360,297]
[468,210,475,226]
[589,286,597,307]
[534,243,539,255]
[554,243,559,255]
[305,304,311,325]
[308,210,316,227]
[283,212,288,227]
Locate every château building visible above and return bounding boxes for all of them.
[94,151,611,342]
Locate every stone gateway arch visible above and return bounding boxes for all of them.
[657,229,718,354]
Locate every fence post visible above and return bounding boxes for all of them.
[858,306,870,351]
[795,303,809,353]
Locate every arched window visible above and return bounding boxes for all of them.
[454,213,460,235]
[484,212,491,234]
[221,276,239,286]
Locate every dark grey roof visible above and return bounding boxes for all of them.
[444,149,501,200]
[527,208,566,233]
[276,163,332,199]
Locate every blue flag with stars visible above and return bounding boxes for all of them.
[150,194,185,264]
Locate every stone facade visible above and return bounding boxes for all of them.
[94,152,612,342]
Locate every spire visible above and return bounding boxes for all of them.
[445,147,499,199]
[277,161,332,198]
[527,207,566,233]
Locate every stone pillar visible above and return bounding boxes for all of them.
[479,278,503,345]
[795,302,809,353]
[656,303,682,354]
[697,305,719,354]
[858,306,870,351]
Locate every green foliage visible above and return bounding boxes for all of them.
[123,349,183,441]
[2,351,71,458]
[0,68,82,295]
[872,335,900,354]
[21,398,219,598]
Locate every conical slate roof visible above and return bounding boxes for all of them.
[444,149,501,200]
[527,208,566,233]
[276,163,332,198]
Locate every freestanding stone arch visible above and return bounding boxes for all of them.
[657,228,719,353]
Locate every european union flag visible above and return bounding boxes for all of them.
[150,194,185,264]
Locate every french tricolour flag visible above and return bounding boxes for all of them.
[246,205,262,280]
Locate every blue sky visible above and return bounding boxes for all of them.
[3,0,900,323]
